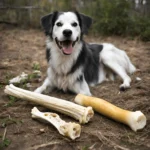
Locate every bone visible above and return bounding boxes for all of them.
[9,71,41,84]
[4,84,94,124]
[9,72,28,84]
[75,94,146,131]
[31,107,81,140]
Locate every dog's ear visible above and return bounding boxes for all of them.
[41,11,58,36]
[75,12,92,35]
[80,14,92,34]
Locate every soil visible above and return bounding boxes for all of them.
[0,25,150,150]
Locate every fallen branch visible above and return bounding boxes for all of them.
[31,107,81,140]
[4,84,94,124]
[75,94,146,131]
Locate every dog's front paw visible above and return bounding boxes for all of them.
[34,87,42,93]
[79,91,92,96]
[119,84,130,91]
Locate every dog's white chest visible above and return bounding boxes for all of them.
[47,67,82,92]
[50,56,73,75]
[53,74,70,91]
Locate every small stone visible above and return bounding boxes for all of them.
[40,128,45,132]
[136,77,142,81]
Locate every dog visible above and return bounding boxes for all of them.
[34,11,136,96]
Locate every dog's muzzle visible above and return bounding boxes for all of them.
[55,37,78,55]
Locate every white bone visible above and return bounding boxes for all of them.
[4,84,94,124]
[9,72,28,84]
[31,107,81,140]
[9,71,41,84]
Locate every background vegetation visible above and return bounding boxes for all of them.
[0,0,150,41]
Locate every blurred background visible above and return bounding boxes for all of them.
[0,0,150,41]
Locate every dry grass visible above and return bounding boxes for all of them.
[0,25,150,150]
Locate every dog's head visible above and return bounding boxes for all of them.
[41,11,92,55]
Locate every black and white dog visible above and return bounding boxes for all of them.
[34,11,136,96]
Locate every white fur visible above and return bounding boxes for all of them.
[46,38,82,75]
[35,12,91,95]
[99,43,136,89]
[53,12,81,42]
[35,62,91,95]
[35,12,136,95]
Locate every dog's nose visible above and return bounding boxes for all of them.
[63,29,72,37]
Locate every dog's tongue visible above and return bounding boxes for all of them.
[62,42,73,55]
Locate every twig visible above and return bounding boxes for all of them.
[89,143,97,149]
[2,127,7,141]
[28,141,63,150]
[97,131,129,150]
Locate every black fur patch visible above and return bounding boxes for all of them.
[46,48,51,62]
[84,43,103,84]
[77,75,83,82]
[74,11,92,35]
[69,41,103,84]
[41,11,60,38]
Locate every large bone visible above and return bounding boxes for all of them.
[4,84,94,124]
[31,107,81,140]
[75,94,146,131]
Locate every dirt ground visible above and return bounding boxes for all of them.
[0,25,150,150]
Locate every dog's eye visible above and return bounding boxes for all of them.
[72,22,78,27]
[56,22,63,27]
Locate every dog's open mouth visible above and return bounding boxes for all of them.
[55,38,78,55]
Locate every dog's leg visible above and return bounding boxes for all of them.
[98,63,107,84]
[34,77,52,93]
[105,62,131,90]
[100,44,134,91]
[69,78,91,96]
[108,71,116,81]
[34,67,56,93]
